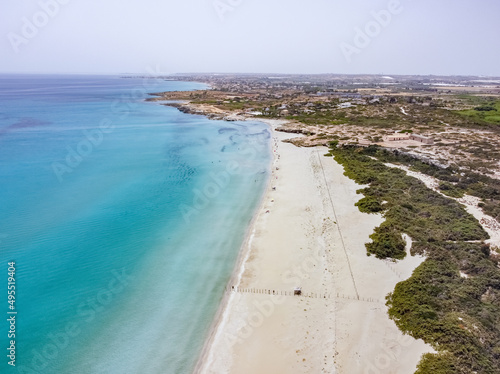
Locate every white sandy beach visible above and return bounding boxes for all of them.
[195,121,433,374]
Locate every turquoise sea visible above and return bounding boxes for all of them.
[0,75,271,373]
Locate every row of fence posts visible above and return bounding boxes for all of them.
[383,260,403,280]
[224,286,381,304]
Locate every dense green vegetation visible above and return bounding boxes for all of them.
[359,146,500,220]
[458,99,500,125]
[415,353,457,374]
[387,242,500,373]
[327,144,500,373]
[355,195,383,213]
[366,223,407,259]
[327,144,488,258]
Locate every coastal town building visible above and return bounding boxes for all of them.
[409,134,434,144]
[385,132,434,144]
[386,134,410,141]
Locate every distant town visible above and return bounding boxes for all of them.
[146,73,500,177]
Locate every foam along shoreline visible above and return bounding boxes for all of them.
[195,119,433,374]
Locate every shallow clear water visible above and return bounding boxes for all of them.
[0,75,270,373]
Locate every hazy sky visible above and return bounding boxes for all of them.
[1,0,499,76]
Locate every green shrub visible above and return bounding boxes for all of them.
[438,182,465,198]
[475,105,497,112]
[415,353,457,374]
[367,225,406,259]
[355,196,383,213]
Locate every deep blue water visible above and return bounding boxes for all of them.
[0,75,270,373]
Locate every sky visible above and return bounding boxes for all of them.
[1,0,499,76]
